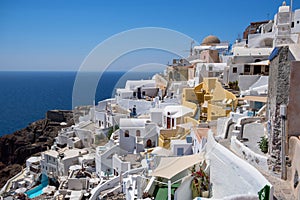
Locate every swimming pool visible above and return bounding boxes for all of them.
[25,174,48,199]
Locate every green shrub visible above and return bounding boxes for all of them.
[107,125,119,139]
[258,136,268,154]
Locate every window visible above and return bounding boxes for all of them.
[136,130,141,137]
[124,130,129,137]
[297,21,300,24]
[177,148,184,156]
[265,66,269,73]
[291,22,295,28]
[294,170,299,188]
[244,65,250,73]
[232,67,237,73]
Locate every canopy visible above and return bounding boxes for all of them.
[241,96,267,103]
[151,153,204,179]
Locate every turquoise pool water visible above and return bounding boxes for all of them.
[26,186,44,199]
[25,174,48,199]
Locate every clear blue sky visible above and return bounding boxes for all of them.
[0,0,299,71]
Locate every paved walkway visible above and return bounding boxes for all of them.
[242,123,265,155]
[219,133,296,200]
[258,168,295,200]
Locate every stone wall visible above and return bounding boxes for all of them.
[267,46,290,172]
[46,110,73,122]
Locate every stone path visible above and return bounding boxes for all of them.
[258,169,295,200]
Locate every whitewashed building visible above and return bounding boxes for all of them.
[119,118,159,153]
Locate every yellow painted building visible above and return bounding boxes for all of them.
[158,88,199,149]
[194,78,237,121]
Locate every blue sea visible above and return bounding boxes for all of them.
[0,71,158,136]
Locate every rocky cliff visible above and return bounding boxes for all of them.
[0,110,74,188]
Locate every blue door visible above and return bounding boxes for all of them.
[177,148,184,156]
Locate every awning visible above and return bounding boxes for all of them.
[240,96,267,103]
[246,60,270,66]
[151,154,204,179]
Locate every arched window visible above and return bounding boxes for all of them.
[146,139,152,148]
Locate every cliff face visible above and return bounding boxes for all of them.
[0,110,74,188]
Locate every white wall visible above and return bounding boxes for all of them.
[112,155,130,175]
[205,131,273,199]
[95,112,106,128]
[96,145,128,177]
[119,129,137,153]
[60,156,79,176]
[190,130,206,154]
[231,136,268,172]
[171,142,193,156]
[174,176,193,200]
[118,99,154,115]
[292,9,300,33]
[150,110,163,127]
[68,178,88,190]
[76,129,93,147]
[227,64,244,83]
[238,75,261,91]
[216,117,231,138]
[89,167,145,200]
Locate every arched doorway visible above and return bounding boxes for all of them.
[146,139,152,148]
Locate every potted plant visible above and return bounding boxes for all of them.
[190,163,211,198]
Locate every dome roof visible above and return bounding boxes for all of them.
[201,35,221,45]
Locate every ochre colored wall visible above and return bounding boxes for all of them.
[287,61,300,136]
[288,136,300,199]
[194,78,237,122]
[183,88,198,103]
